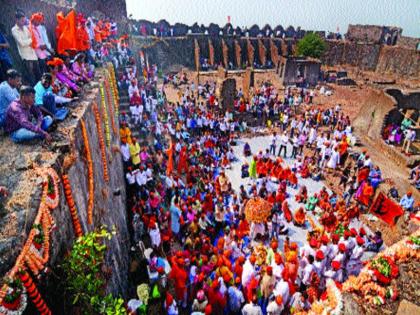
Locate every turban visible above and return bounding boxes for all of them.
[237,256,245,264]
[266,266,273,275]
[350,228,357,237]
[356,236,365,245]
[47,57,64,67]
[274,253,283,265]
[271,240,278,250]
[223,273,231,283]
[321,235,329,244]
[316,250,324,260]
[249,255,256,264]
[331,261,340,270]
[338,243,346,252]
[359,227,366,236]
[276,295,283,305]
[309,238,318,248]
[31,13,44,23]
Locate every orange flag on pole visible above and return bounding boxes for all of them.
[56,10,77,55]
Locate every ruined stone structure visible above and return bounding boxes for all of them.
[234,40,242,68]
[194,39,200,71]
[209,39,215,66]
[279,57,321,86]
[247,39,255,66]
[243,68,254,100]
[220,78,237,110]
[398,36,420,50]
[222,39,229,68]
[322,40,420,77]
[346,24,402,45]
[258,39,267,66]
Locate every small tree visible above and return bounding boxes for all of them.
[62,227,126,315]
[296,32,326,58]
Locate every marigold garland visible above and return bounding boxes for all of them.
[92,102,110,182]
[0,168,58,313]
[80,119,95,225]
[107,64,120,117]
[62,174,84,237]
[100,83,112,147]
[103,75,117,135]
[18,271,51,315]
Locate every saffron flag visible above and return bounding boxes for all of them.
[369,192,404,226]
[56,10,77,55]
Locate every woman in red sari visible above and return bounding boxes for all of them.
[294,207,306,226]
[177,146,188,174]
[282,200,292,222]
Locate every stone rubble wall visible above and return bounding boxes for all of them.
[322,40,420,77]
[377,45,420,77]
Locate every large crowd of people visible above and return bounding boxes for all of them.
[0,7,418,315]
[118,57,417,314]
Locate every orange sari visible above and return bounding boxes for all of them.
[166,143,174,175]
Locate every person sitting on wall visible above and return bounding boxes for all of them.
[34,73,72,121]
[0,69,21,129]
[4,85,52,143]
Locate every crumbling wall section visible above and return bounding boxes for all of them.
[322,40,420,77]
[322,40,380,70]
[377,45,420,77]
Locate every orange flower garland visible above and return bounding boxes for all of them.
[62,174,83,237]
[18,271,51,315]
[92,102,110,182]
[80,119,94,225]
[0,167,58,313]
[104,75,117,135]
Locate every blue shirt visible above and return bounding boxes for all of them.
[400,195,414,210]
[170,204,182,234]
[0,81,19,117]
[228,286,245,312]
[34,81,53,106]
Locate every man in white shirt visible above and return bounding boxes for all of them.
[273,278,290,306]
[269,132,277,155]
[11,11,40,85]
[128,80,139,98]
[135,166,148,187]
[120,139,130,165]
[301,255,315,288]
[130,103,142,125]
[278,132,289,158]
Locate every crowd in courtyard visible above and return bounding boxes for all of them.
[0,7,418,315]
[119,60,417,314]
